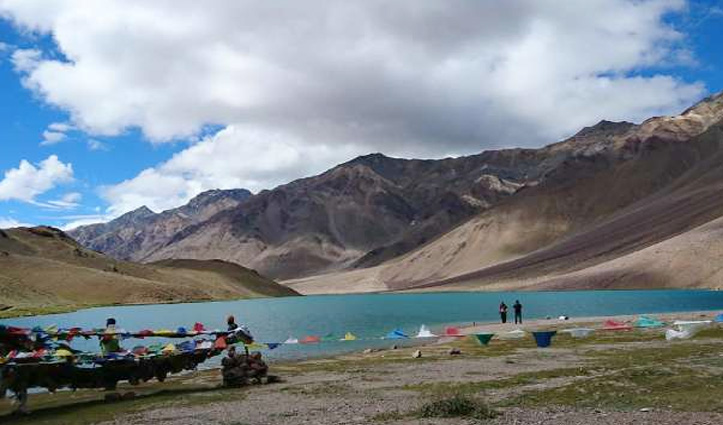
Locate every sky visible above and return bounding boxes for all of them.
[0,0,722,230]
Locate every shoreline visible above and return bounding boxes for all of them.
[2,287,721,321]
[3,309,723,424]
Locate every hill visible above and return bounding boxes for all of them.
[0,226,298,317]
[287,92,723,293]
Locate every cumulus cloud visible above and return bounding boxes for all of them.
[0,155,74,203]
[0,217,31,228]
[0,0,709,214]
[86,139,108,151]
[40,129,67,145]
[101,125,363,214]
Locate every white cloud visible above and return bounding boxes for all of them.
[1,0,704,145]
[40,129,67,145]
[0,217,31,228]
[0,0,709,214]
[86,139,108,151]
[43,191,82,210]
[0,155,74,203]
[58,214,112,230]
[10,47,41,72]
[47,122,74,132]
[101,124,363,214]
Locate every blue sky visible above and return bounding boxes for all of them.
[0,0,721,229]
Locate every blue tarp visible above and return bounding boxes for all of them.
[715,313,723,323]
[385,329,409,339]
[532,331,557,348]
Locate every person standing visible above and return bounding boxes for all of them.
[499,302,508,324]
[513,300,523,324]
[100,317,121,355]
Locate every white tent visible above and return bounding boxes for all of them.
[416,325,437,338]
[499,329,526,339]
[665,320,711,341]
[561,328,594,338]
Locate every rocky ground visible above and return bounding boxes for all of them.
[2,312,723,425]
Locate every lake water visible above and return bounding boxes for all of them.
[2,290,722,361]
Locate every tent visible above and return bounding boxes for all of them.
[532,331,557,348]
[561,328,594,338]
[385,329,409,339]
[300,335,320,344]
[416,325,436,338]
[341,332,357,341]
[444,327,463,337]
[715,314,723,323]
[635,316,664,328]
[472,333,494,346]
[321,333,337,342]
[283,337,299,344]
[665,320,711,341]
[602,319,632,331]
[499,329,526,339]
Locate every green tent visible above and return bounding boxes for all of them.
[472,333,494,346]
[635,316,664,328]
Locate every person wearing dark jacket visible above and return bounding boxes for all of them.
[499,302,508,324]
[513,300,523,324]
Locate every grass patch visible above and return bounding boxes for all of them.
[404,367,590,395]
[418,393,498,421]
[505,340,723,412]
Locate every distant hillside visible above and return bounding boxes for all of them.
[0,226,298,318]
[287,92,723,293]
[70,128,628,280]
[69,92,723,294]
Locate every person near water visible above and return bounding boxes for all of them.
[499,302,508,324]
[221,345,248,387]
[100,317,121,355]
[513,300,523,324]
[227,315,239,331]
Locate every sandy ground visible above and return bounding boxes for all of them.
[3,311,722,425]
[103,311,721,425]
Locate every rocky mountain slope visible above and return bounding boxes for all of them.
[287,92,723,293]
[0,226,298,317]
[69,91,723,293]
[69,189,252,262]
[70,120,638,280]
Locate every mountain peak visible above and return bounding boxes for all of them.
[187,188,252,207]
[573,120,635,139]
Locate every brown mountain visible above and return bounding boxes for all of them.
[0,226,298,317]
[70,92,723,293]
[287,92,723,293]
[70,189,251,262]
[70,122,638,280]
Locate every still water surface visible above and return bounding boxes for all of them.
[2,290,722,360]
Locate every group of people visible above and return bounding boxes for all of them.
[498,300,523,324]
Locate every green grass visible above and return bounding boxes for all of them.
[418,393,498,421]
[0,373,249,425]
[505,340,723,412]
[404,367,590,395]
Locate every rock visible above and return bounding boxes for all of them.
[412,350,422,358]
[104,393,122,402]
[505,359,516,364]
[391,344,398,350]
[363,348,374,354]
[640,408,652,412]
[448,348,461,355]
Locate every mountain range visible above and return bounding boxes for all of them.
[68,91,723,294]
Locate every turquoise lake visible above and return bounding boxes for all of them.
[2,290,723,361]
